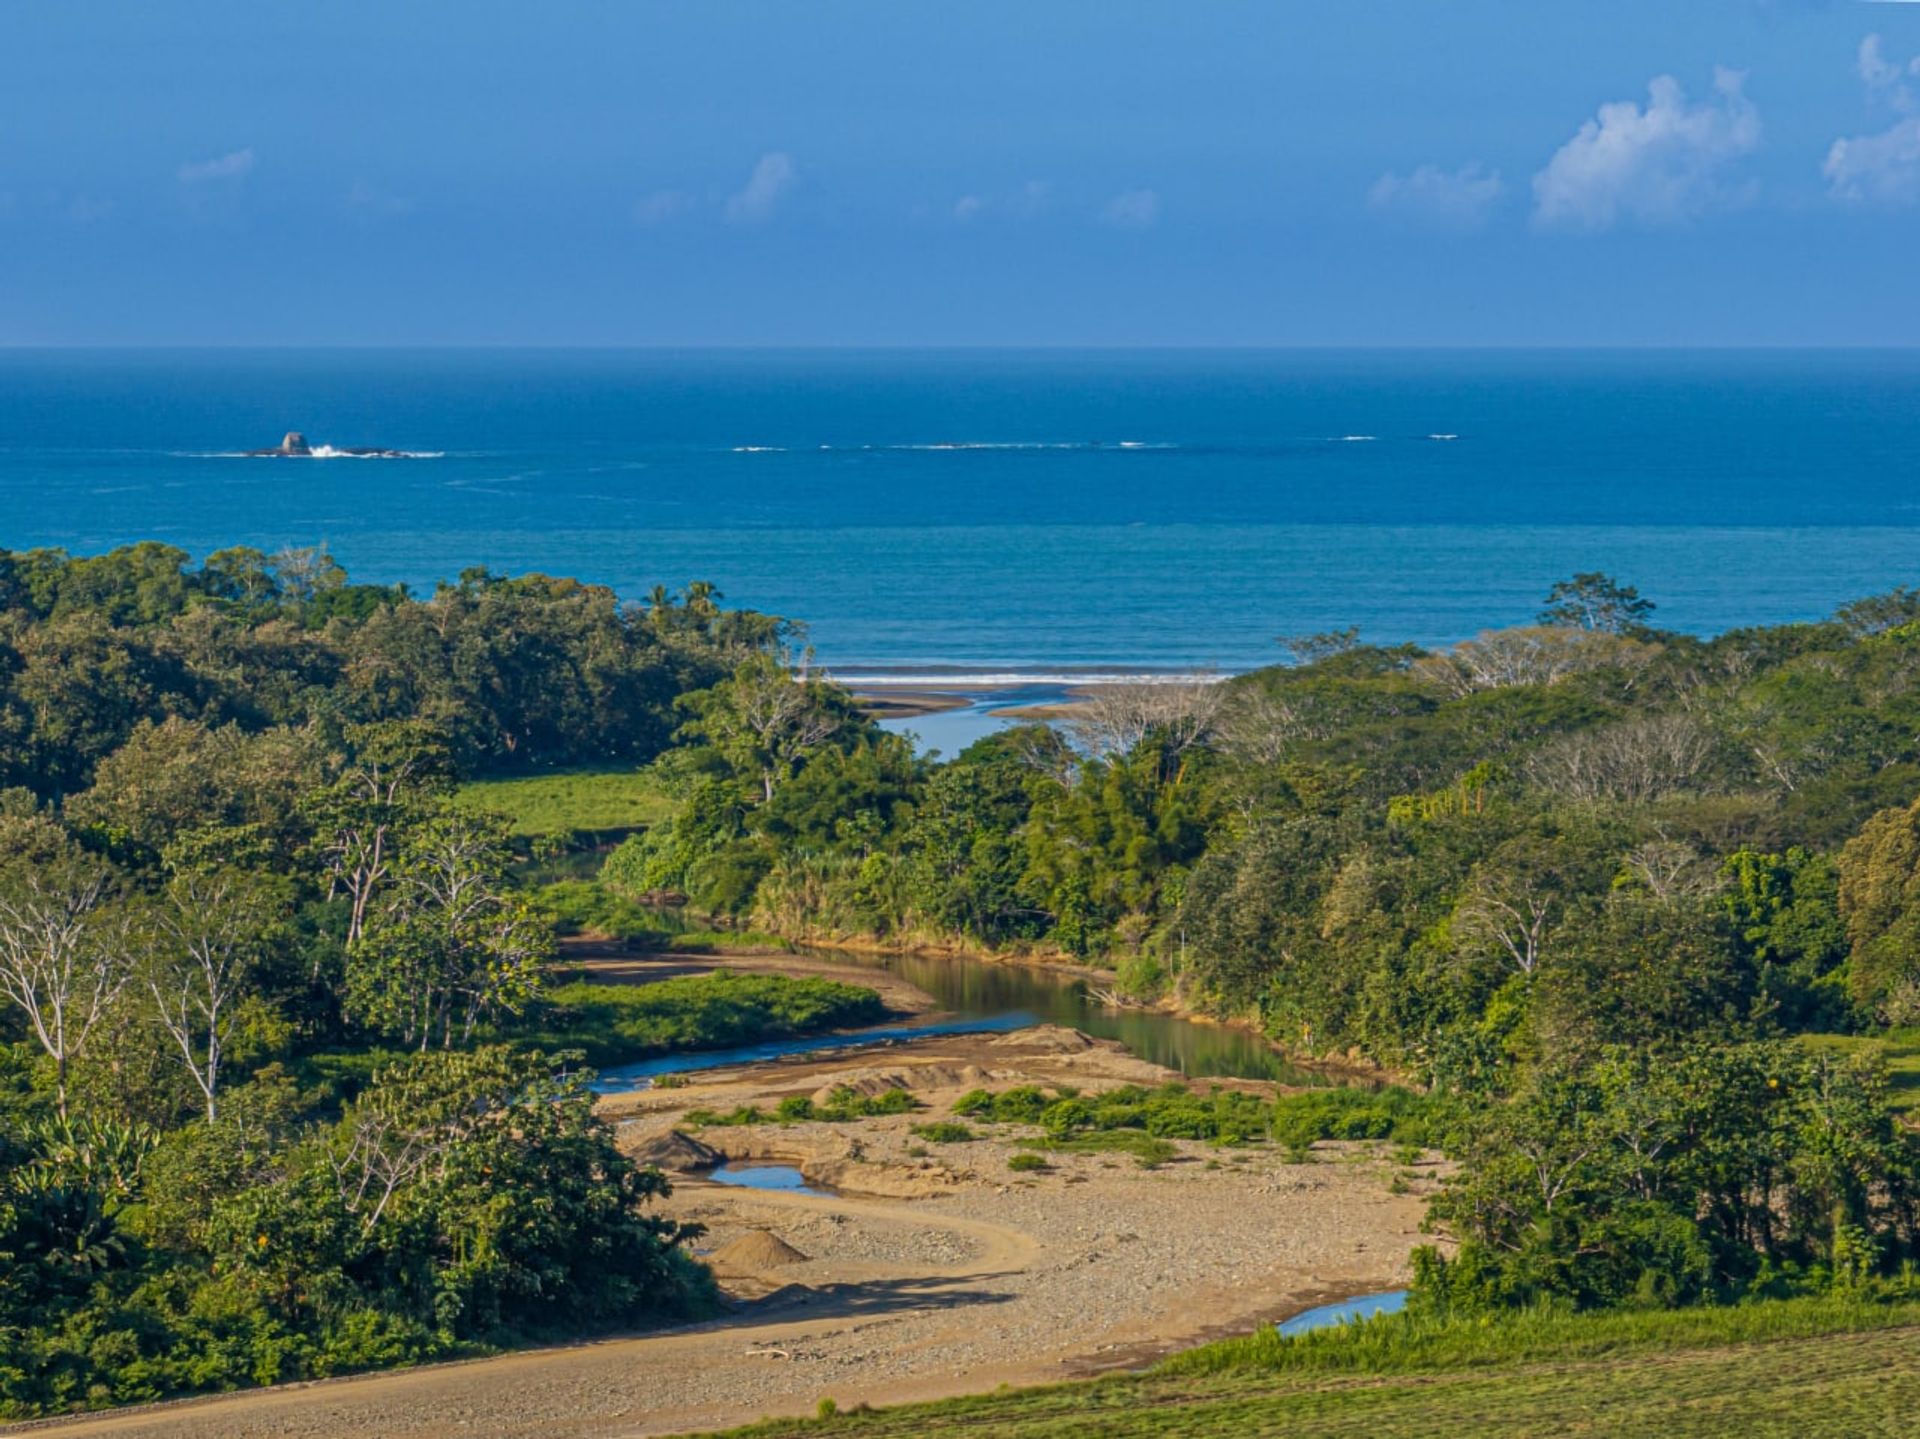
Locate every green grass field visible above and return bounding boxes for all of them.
[454,766,676,836]
[1801,1027,1920,1112]
[707,1296,1920,1438]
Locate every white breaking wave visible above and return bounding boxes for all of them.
[306,445,444,459]
[830,670,1231,687]
[188,447,443,459]
[1428,433,1459,441]
[731,445,787,453]
[1335,434,1377,442]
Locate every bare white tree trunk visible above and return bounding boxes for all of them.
[0,865,124,1118]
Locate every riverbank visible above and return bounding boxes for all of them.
[702,932,1397,1087]
[15,1028,1430,1439]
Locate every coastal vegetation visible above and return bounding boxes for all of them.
[0,544,858,1417]
[7,543,1920,1420]
[599,568,1920,1318]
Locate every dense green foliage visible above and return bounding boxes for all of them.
[607,572,1920,1319]
[0,547,803,1416]
[0,544,783,793]
[14,545,1920,1418]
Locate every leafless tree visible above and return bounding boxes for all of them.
[1067,677,1225,776]
[1218,686,1318,766]
[1453,873,1558,977]
[0,859,126,1117]
[1620,839,1723,902]
[1525,713,1716,805]
[1414,626,1657,698]
[140,873,273,1122]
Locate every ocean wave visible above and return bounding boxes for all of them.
[309,445,444,459]
[734,440,1175,454]
[1428,433,1459,441]
[184,448,443,459]
[1334,435,1376,442]
[830,670,1230,687]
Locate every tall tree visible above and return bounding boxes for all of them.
[1540,572,1656,633]
[0,834,127,1116]
[138,870,276,1121]
[347,810,549,1048]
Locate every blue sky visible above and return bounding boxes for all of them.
[3,1,1919,345]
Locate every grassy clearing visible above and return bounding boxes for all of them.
[1801,1028,1920,1112]
[708,1294,1920,1437]
[455,766,675,837]
[504,973,889,1068]
[541,880,788,952]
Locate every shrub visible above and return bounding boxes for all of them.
[953,1084,1056,1124]
[1007,1152,1048,1173]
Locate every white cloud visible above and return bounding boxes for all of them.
[1858,33,1920,107]
[724,152,796,224]
[1368,163,1504,230]
[1531,70,1760,231]
[941,181,1052,224]
[177,147,255,184]
[1826,116,1920,202]
[1100,188,1160,228]
[1826,35,1920,204]
[632,188,692,226]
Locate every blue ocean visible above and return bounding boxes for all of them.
[3,348,1918,674]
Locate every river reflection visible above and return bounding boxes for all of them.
[798,947,1326,1086]
[590,927,1332,1091]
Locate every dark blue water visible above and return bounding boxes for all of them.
[4,348,1918,669]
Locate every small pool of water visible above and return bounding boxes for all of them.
[704,1162,830,1196]
[1276,1289,1408,1337]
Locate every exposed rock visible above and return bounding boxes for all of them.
[623,1128,724,1172]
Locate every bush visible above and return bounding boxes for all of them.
[953,1085,1058,1124]
[1269,1087,1438,1154]
[1007,1152,1048,1173]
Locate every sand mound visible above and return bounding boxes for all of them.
[991,1025,1100,1053]
[625,1129,723,1172]
[711,1230,810,1270]
[810,1067,917,1105]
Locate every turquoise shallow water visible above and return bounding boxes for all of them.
[4,348,1918,670]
